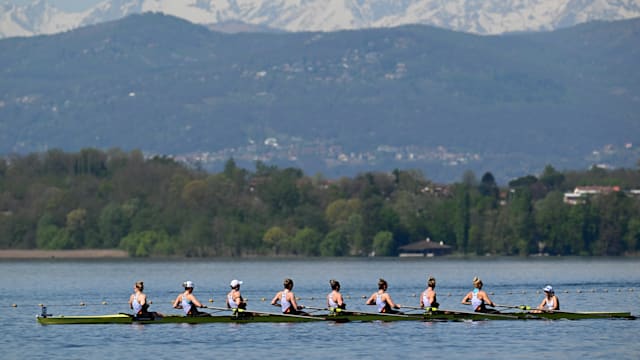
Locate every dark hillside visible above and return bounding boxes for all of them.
[1,13,638,182]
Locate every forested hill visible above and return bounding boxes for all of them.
[0,14,639,182]
[1,149,639,257]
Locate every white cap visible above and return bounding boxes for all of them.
[543,285,553,293]
[230,279,243,288]
[183,281,194,288]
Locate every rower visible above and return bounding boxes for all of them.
[129,281,150,317]
[327,279,346,312]
[420,276,439,310]
[173,281,209,317]
[461,276,498,313]
[271,278,307,315]
[226,279,247,311]
[365,278,402,314]
[129,280,163,319]
[537,285,560,311]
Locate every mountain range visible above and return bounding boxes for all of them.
[0,13,639,182]
[2,0,640,39]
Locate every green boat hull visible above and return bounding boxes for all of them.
[37,312,324,325]
[36,310,635,325]
[511,311,636,320]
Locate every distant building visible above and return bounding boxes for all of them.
[563,186,620,205]
[398,238,452,257]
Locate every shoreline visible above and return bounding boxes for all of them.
[1,249,637,260]
[0,249,129,259]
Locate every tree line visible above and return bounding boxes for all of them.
[0,149,639,257]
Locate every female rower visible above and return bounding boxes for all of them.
[461,276,498,313]
[129,281,163,319]
[537,285,560,311]
[327,279,346,310]
[366,278,402,314]
[420,276,439,309]
[226,279,247,310]
[271,278,307,315]
[129,281,150,317]
[173,281,208,316]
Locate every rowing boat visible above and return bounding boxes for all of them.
[36,309,635,325]
[34,311,507,325]
[510,311,636,320]
[328,308,635,321]
[36,312,323,325]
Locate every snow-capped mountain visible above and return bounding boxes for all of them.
[2,0,640,38]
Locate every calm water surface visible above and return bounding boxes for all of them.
[1,258,639,359]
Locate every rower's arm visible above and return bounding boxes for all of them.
[270,292,281,306]
[386,294,400,309]
[234,293,243,306]
[482,292,495,307]
[190,294,204,308]
[289,292,303,309]
[427,291,436,306]
[365,294,376,305]
[172,295,182,308]
[461,292,471,304]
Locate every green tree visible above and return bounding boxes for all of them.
[624,217,640,254]
[291,227,322,256]
[120,230,174,257]
[98,203,129,248]
[65,208,88,248]
[478,172,499,207]
[539,165,565,191]
[263,226,289,255]
[320,228,349,256]
[592,192,630,255]
[372,231,394,256]
[534,191,569,254]
[36,214,62,249]
[453,184,471,254]
[507,188,535,255]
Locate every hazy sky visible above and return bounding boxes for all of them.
[9,0,104,12]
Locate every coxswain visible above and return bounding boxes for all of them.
[536,285,560,311]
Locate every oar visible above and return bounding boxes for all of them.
[302,304,413,318]
[350,307,416,318]
[301,305,334,314]
[204,305,323,320]
[494,304,532,310]
[401,305,439,311]
[249,308,324,320]
[438,308,521,319]
[400,305,441,313]
[201,305,238,314]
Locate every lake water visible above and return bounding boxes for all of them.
[1,258,639,359]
